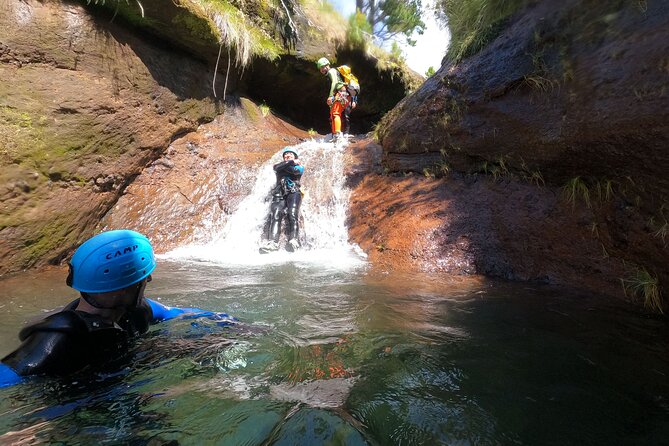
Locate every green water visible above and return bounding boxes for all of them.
[1,262,668,445]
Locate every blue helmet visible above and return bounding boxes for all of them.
[67,230,156,293]
[282,148,298,159]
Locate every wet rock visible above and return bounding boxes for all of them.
[270,378,358,408]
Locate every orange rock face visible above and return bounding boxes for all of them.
[346,139,630,299]
[100,100,309,252]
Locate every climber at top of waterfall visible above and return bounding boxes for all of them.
[260,148,304,253]
[317,57,358,137]
[329,81,352,143]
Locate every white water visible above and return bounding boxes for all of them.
[162,139,367,269]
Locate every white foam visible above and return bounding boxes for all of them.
[161,139,367,270]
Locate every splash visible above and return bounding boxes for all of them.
[162,139,367,269]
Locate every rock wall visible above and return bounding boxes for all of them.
[374,0,669,306]
[345,139,629,299]
[0,0,419,275]
[0,0,222,274]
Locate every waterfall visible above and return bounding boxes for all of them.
[163,139,367,269]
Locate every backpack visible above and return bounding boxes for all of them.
[337,65,360,97]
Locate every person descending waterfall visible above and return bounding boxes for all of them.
[317,57,358,138]
[261,148,304,253]
[329,82,351,143]
[0,230,234,388]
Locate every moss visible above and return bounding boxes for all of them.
[239,97,261,123]
[171,10,220,45]
[22,214,79,266]
[175,97,218,123]
[80,0,161,29]
[0,105,48,166]
[81,0,284,64]
[198,0,281,64]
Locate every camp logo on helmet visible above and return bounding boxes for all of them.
[105,244,139,260]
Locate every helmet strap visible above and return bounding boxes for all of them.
[81,292,106,309]
[66,263,74,287]
[80,280,146,311]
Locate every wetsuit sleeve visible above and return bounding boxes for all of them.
[273,160,290,172]
[147,298,235,326]
[0,363,22,388]
[2,330,74,377]
[274,160,302,176]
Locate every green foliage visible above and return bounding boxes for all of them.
[425,66,436,77]
[390,41,405,62]
[259,103,271,117]
[346,10,373,50]
[622,268,663,314]
[435,0,528,61]
[200,0,281,66]
[356,0,425,45]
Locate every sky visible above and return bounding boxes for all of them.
[327,0,451,75]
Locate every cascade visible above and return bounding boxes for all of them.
[163,139,366,268]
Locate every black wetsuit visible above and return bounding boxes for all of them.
[268,160,304,243]
[1,299,152,377]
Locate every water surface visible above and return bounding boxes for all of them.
[1,261,668,445]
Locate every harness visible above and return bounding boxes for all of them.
[334,89,350,106]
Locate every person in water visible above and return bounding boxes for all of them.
[0,229,232,388]
[329,81,351,143]
[262,148,304,252]
[317,57,357,137]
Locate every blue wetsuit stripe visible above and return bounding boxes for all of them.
[147,298,204,321]
[0,363,22,387]
[147,298,233,323]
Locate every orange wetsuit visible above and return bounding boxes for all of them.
[330,90,350,134]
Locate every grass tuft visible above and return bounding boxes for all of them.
[622,268,663,314]
[595,179,615,201]
[259,103,271,117]
[435,0,529,61]
[653,221,668,245]
[563,176,591,208]
[204,0,281,67]
[523,74,557,92]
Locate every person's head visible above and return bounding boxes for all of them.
[316,57,330,75]
[335,81,347,93]
[282,149,298,161]
[67,230,156,311]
